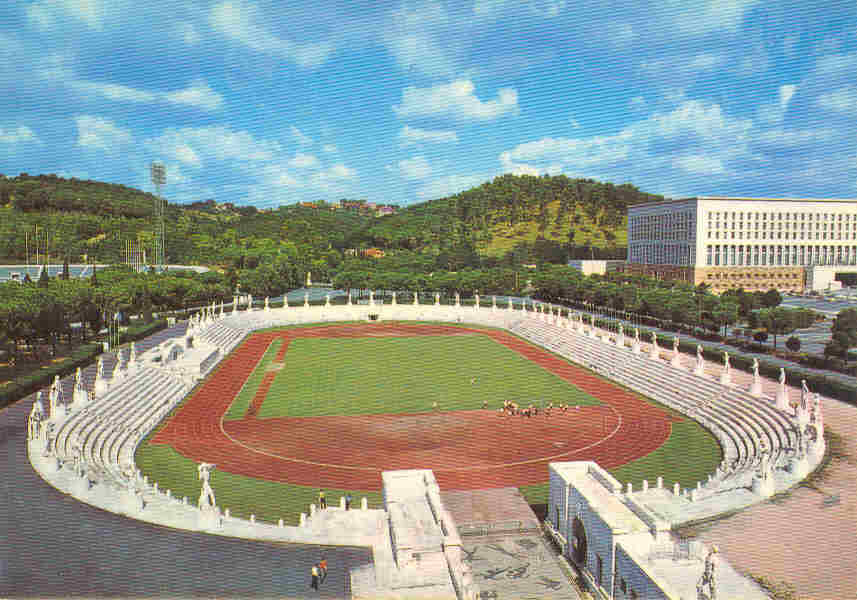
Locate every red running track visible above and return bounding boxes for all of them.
[151,323,676,490]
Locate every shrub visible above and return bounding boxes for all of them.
[785,336,801,353]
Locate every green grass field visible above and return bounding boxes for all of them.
[252,334,601,419]
[137,324,722,525]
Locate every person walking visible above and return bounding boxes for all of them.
[318,489,327,510]
[310,564,320,591]
[345,492,352,510]
[319,558,328,583]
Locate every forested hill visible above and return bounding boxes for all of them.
[0,172,663,267]
[0,173,371,267]
[361,174,664,259]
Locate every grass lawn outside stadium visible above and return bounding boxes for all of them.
[136,322,721,525]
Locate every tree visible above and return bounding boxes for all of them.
[826,308,857,360]
[761,288,782,308]
[759,306,796,350]
[712,301,739,337]
[785,336,801,352]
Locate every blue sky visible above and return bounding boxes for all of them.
[1,0,855,207]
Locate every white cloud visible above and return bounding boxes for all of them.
[499,99,754,179]
[27,0,108,30]
[641,53,724,77]
[322,144,337,153]
[290,126,313,145]
[75,115,131,150]
[382,2,460,78]
[209,0,333,68]
[175,22,201,45]
[388,156,432,180]
[146,125,281,167]
[672,155,724,175]
[757,84,798,125]
[398,125,458,145]
[629,96,646,110]
[475,0,566,18]
[417,174,490,200]
[325,164,355,179]
[70,79,156,103]
[394,80,519,121]
[666,0,759,35]
[289,153,319,168]
[164,80,224,111]
[755,128,833,148]
[0,125,40,144]
[817,86,857,113]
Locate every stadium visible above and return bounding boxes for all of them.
[25,295,824,599]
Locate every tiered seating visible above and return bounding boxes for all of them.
[52,366,188,488]
[509,313,799,494]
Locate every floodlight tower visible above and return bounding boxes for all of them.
[150,162,166,270]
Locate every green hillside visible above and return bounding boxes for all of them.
[0,172,662,269]
[361,174,662,260]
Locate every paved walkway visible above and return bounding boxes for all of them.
[1,350,372,598]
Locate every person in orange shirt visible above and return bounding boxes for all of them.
[319,558,328,583]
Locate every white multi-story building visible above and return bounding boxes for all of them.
[624,196,857,293]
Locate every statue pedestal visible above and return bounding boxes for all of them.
[670,354,682,368]
[649,347,659,361]
[123,489,144,515]
[775,389,789,411]
[789,456,811,479]
[719,372,731,386]
[694,363,705,377]
[73,474,90,497]
[632,342,641,355]
[51,404,67,423]
[588,327,596,339]
[749,381,763,398]
[616,334,624,348]
[752,473,775,498]
[198,508,222,530]
[796,407,810,428]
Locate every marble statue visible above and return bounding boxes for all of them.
[304,292,309,307]
[369,290,374,305]
[779,368,786,388]
[28,398,44,440]
[306,271,312,287]
[618,323,624,336]
[325,294,331,307]
[634,328,640,342]
[697,546,718,600]
[492,295,497,309]
[347,291,352,306]
[723,352,730,373]
[413,291,419,305]
[264,297,270,311]
[673,336,679,353]
[48,375,61,417]
[752,358,760,381]
[435,292,440,305]
[801,379,809,408]
[455,292,460,306]
[197,462,217,511]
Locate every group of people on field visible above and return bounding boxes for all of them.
[499,399,570,417]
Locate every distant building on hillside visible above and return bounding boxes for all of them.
[623,196,857,293]
[376,205,397,216]
[568,260,625,276]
